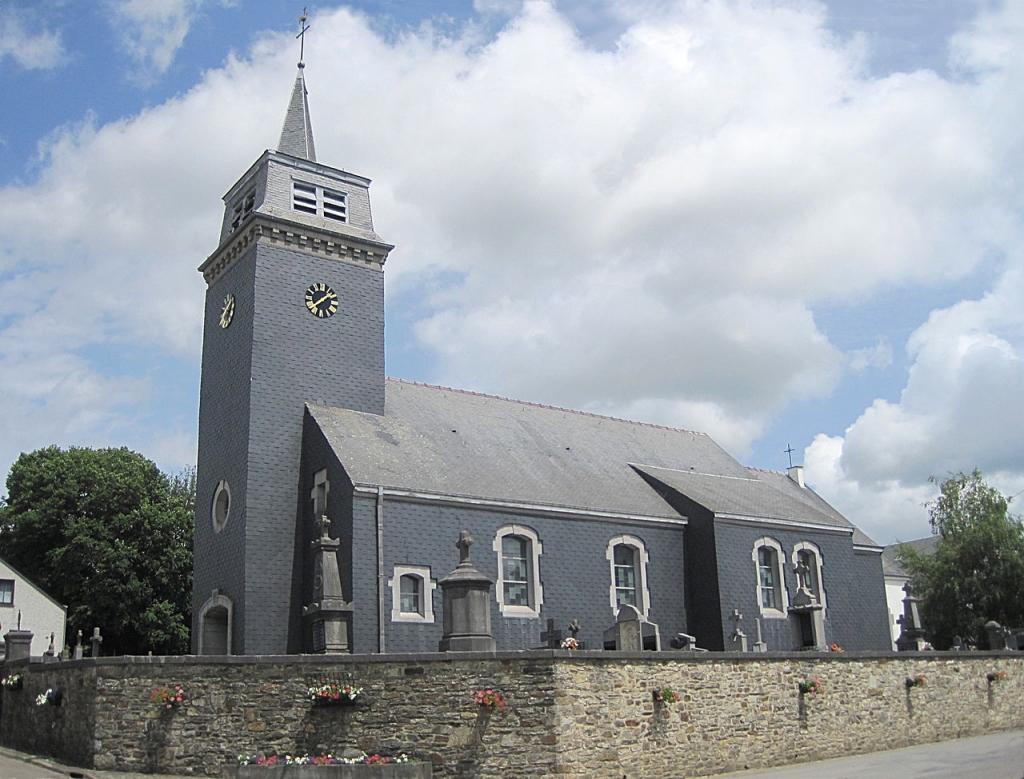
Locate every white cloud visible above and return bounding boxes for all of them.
[107,0,231,79]
[1,0,1023,544]
[0,4,65,70]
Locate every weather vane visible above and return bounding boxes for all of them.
[297,7,311,66]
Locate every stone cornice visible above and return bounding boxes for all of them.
[199,214,392,286]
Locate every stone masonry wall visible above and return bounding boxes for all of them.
[1,652,1022,778]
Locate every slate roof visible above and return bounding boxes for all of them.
[310,379,751,521]
[882,536,938,577]
[632,464,858,533]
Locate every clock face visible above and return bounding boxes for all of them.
[305,283,339,318]
[219,294,235,329]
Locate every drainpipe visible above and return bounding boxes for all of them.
[376,486,386,653]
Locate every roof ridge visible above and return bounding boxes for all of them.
[633,463,760,482]
[748,466,787,476]
[386,377,708,436]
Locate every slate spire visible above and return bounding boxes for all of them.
[278,63,317,162]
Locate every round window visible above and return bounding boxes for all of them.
[212,480,231,533]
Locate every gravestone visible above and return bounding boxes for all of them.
[438,531,495,652]
[602,605,660,651]
[984,621,1023,651]
[3,629,33,661]
[90,627,103,658]
[896,582,927,651]
[729,608,748,652]
[303,516,354,653]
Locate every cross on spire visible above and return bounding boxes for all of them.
[297,8,311,66]
[784,443,795,468]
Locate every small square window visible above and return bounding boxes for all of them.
[389,566,436,623]
[0,580,14,605]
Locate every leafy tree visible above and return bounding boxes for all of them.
[899,469,1024,649]
[0,446,194,655]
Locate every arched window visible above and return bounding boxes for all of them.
[606,535,651,617]
[752,537,788,617]
[388,566,436,623]
[493,525,543,617]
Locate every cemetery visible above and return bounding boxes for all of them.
[0,536,1022,778]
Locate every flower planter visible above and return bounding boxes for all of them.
[227,765,431,779]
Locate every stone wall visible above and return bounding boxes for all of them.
[1,651,1022,778]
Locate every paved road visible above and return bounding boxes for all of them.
[1,732,1023,779]
[711,729,1024,778]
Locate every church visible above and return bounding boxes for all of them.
[191,61,892,657]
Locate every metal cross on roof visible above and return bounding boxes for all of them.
[784,443,795,468]
[297,8,311,66]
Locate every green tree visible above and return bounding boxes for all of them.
[899,469,1024,649]
[0,446,194,655]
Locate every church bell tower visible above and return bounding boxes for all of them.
[192,54,392,654]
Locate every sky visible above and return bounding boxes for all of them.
[1,0,1022,545]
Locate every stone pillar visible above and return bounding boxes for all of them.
[90,627,103,657]
[896,582,927,651]
[303,516,354,653]
[439,530,495,652]
[4,630,33,661]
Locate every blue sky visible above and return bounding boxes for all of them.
[1,0,1022,544]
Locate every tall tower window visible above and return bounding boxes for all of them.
[493,525,543,617]
[292,181,347,222]
[230,190,255,232]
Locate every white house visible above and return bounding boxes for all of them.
[0,557,66,658]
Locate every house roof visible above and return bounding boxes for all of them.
[882,535,938,577]
[310,379,750,521]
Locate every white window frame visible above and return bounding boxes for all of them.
[605,535,651,618]
[211,480,231,534]
[388,565,436,623]
[493,525,543,618]
[752,537,788,618]
[792,542,827,611]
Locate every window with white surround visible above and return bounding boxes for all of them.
[388,566,436,623]
[792,542,826,610]
[493,525,543,617]
[211,480,231,534]
[752,537,788,617]
[605,535,651,617]
[292,181,347,222]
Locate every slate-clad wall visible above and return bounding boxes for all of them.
[2,653,1023,777]
[195,234,385,655]
[194,245,257,652]
[712,520,890,651]
[344,499,688,654]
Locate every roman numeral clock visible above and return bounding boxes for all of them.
[305,283,338,318]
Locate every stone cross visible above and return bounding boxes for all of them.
[568,618,580,639]
[540,618,562,648]
[73,630,84,660]
[794,560,811,591]
[90,626,103,658]
[456,530,473,564]
[730,608,748,651]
